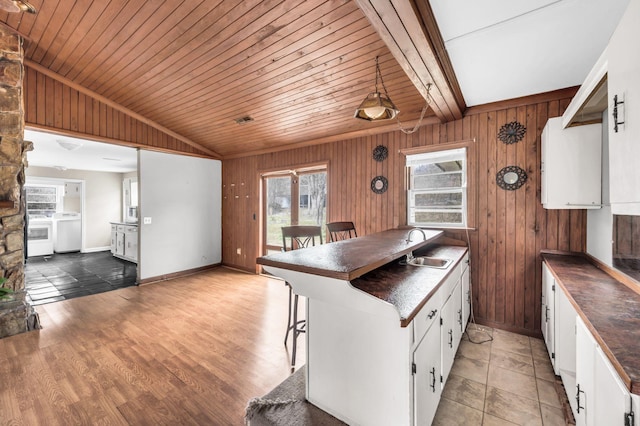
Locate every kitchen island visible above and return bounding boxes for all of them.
[257,228,470,425]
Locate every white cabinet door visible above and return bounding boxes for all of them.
[555,286,578,414]
[413,321,442,426]
[124,226,138,262]
[608,0,640,214]
[110,225,117,254]
[575,316,596,426]
[116,231,125,256]
[541,117,602,209]
[542,263,557,373]
[461,263,470,329]
[440,284,458,384]
[594,345,634,426]
[452,282,463,355]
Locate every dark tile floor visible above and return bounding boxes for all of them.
[25,251,137,305]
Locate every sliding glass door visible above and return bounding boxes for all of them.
[262,167,326,255]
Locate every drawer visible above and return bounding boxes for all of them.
[125,226,137,233]
[439,269,460,302]
[111,224,118,232]
[413,293,441,345]
[116,225,125,232]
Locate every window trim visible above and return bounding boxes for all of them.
[405,146,468,229]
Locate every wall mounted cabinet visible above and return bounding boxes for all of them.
[608,0,640,215]
[541,117,602,209]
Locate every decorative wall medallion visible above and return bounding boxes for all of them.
[498,121,526,144]
[371,176,388,194]
[496,166,528,190]
[372,145,388,162]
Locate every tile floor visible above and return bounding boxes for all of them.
[433,324,567,426]
[24,251,137,305]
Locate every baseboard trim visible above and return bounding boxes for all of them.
[472,318,543,339]
[138,263,221,286]
[81,246,111,253]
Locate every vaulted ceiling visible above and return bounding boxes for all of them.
[0,0,630,160]
[2,0,452,159]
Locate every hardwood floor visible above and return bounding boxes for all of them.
[0,267,300,425]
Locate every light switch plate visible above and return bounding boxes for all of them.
[143,217,152,224]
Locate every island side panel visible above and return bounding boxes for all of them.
[306,297,413,425]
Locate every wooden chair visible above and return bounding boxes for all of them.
[281,225,323,367]
[326,221,358,242]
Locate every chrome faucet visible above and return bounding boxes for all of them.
[406,228,427,244]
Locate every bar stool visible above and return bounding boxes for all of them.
[281,225,323,367]
[326,221,358,242]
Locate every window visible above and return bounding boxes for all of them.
[406,148,467,228]
[25,185,60,217]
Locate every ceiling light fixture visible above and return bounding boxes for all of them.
[0,0,37,13]
[354,56,399,121]
[56,139,83,151]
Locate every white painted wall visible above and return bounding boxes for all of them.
[25,166,122,251]
[138,150,221,280]
[587,110,613,265]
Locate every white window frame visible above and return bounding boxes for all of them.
[406,147,467,228]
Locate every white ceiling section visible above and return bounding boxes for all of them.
[24,129,138,173]
[429,0,630,106]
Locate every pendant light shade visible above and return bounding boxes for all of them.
[354,56,399,121]
[0,0,36,13]
[354,92,399,121]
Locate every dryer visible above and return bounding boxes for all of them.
[52,212,81,253]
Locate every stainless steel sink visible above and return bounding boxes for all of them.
[407,256,452,269]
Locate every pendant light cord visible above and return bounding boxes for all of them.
[397,83,432,135]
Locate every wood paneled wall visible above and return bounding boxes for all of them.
[23,66,209,157]
[222,88,584,336]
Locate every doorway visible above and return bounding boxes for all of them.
[262,166,327,255]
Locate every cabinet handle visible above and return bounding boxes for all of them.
[458,309,462,326]
[545,306,549,322]
[613,94,625,133]
[448,329,453,348]
[427,309,437,319]
[429,367,436,392]
[576,384,585,413]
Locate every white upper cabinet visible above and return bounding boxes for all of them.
[608,0,640,215]
[541,117,602,209]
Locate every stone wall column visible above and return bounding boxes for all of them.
[0,26,37,338]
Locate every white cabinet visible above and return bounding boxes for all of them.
[555,285,578,414]
[124,226,138,262]
[461,257,470,331]
[575,316,596,426]
[110,223,138,263]
[541,117,602,209]
[440,281,461,384]
[413,318,441,426]
[575,315,639,426]
[64,182,81,197]
[608,0,640,215]
[541,262,557,373]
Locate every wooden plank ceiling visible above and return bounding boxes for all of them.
[1,0,446,159]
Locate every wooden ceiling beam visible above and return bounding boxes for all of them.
[353,0,465,123]
[24,59,222,159]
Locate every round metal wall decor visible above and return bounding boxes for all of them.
[496,166,528,190]
[498,121,526,144]
[372,145,388,162]
[371,176,388,194]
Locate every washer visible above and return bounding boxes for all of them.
[52,212,81,253]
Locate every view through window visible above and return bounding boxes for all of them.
[263,167,327,254]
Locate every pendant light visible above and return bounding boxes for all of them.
[354,56,399,121]
[0,0,36,13]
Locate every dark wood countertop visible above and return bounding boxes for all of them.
[257,228,444,281]
[351,245,468,327]
[542,252,640,395]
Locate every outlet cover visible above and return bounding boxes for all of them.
[143,217,152,224]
